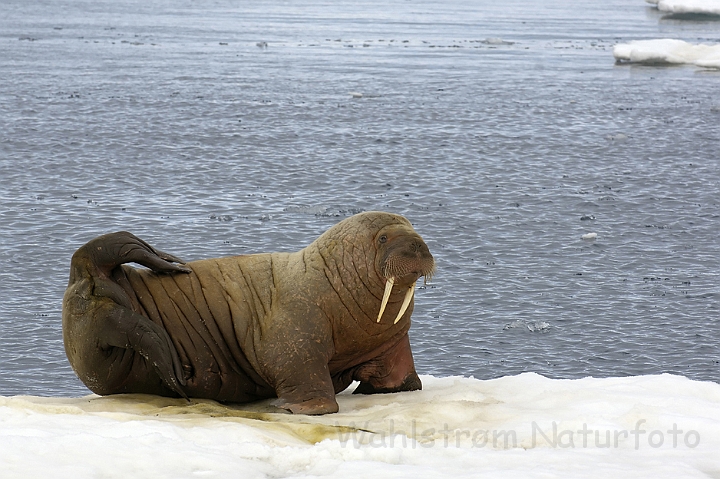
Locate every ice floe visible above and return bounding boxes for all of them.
[646,0,720,16]
[2,374,719,478]
[613,39,720,67]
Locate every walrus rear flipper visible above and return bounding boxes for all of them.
[99,304,189,399]
[71,231,191,280]
[65,232,190,399]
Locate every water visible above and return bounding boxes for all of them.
[1,0,719,397]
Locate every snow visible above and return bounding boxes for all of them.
[646,0,720,15]
[613,39,720,68]
[2,374,720,478]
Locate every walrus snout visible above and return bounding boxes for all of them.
[381,238,435,285]
[375,232,435,324]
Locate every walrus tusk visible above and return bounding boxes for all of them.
[377,277,395,322]
[394,283,415,324]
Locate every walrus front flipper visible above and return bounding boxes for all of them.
[99,303,188,399]
[271,360,339,415]
[352,333,422,395]
[269,352,339,414]
[258,308,339,415]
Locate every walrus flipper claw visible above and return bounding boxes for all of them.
[102,305,188,399]
[154,250,189,267]
[145,251,192,274]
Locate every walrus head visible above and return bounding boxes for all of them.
[372,218,435,324]
[311,211,435,326]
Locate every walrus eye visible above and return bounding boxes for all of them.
[379,235,387,244]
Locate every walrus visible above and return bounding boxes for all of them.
[62,211,435,415]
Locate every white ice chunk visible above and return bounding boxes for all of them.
[648,0,720,15]
[613,39,720,68]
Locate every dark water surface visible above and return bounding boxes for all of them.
[1,0,719,397]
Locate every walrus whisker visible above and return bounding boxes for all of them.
[393,283,415,324]
[377,277,395,322]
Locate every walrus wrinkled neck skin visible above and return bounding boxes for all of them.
[62,211,435,415]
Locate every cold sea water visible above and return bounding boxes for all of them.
[0,0,719,397]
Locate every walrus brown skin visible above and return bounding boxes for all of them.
[62,212,435,415]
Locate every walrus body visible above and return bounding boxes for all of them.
[62,212,435,414]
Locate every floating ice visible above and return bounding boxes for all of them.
[503,320,550,332]
[613,39,720,68]
[607,133,628,142]
[582,232,598,240]
[526,321,550,332]
[283,205,330,215]
[2,374,718,478]
[480,38,515,45]
[646,0,720,15]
